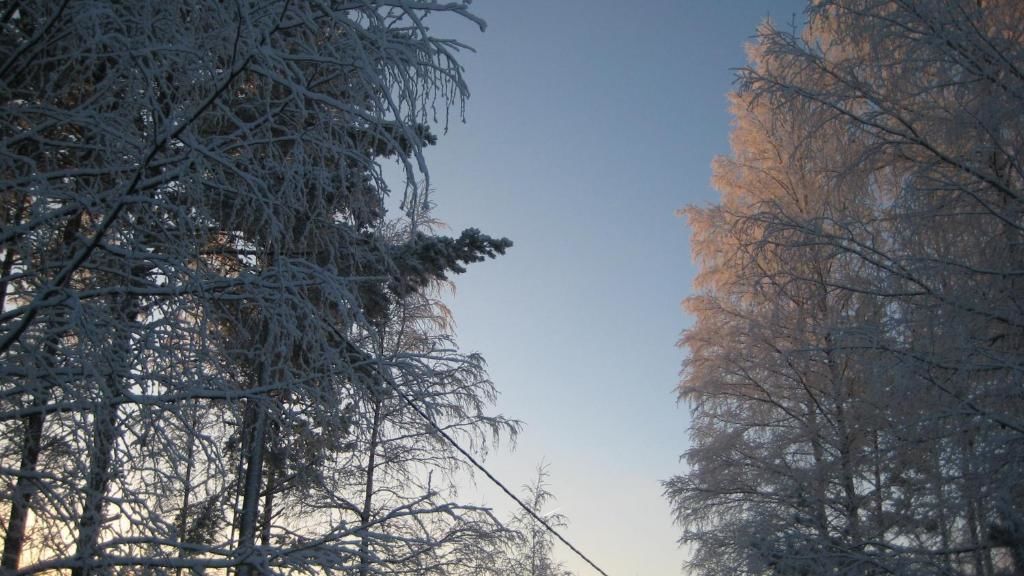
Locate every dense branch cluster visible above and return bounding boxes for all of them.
[0,1,520,574]
[668,1,1024,575]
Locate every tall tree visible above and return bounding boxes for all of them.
[669,2,1024,575]
[0,1,513,574]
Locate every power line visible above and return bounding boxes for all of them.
[389,384,613,576]
[336,331,613,576]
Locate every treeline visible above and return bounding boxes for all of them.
[668,1,1023,575]
[0,1,540,574]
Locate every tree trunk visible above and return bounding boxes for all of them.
[2,210,80,573]
[259,420,279,548]
[70,390,119,576]
[71,289,137,576]
[0,191,26,314]
[960,429,991,576]
[235,397,268,576]
[872,431,885,543]
[358,399,383,576]
[175,406,198,576]
[0,397,45,573]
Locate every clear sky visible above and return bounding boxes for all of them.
[415,2,807,575]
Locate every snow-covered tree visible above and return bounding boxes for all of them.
[669,1,1024,574]
[488,464,574,576]
[0,1,514,574]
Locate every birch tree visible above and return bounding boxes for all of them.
[669,1,1024,574]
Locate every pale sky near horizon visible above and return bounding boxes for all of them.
[412,2,808,575]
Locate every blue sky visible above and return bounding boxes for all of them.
[415,2,807,574]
